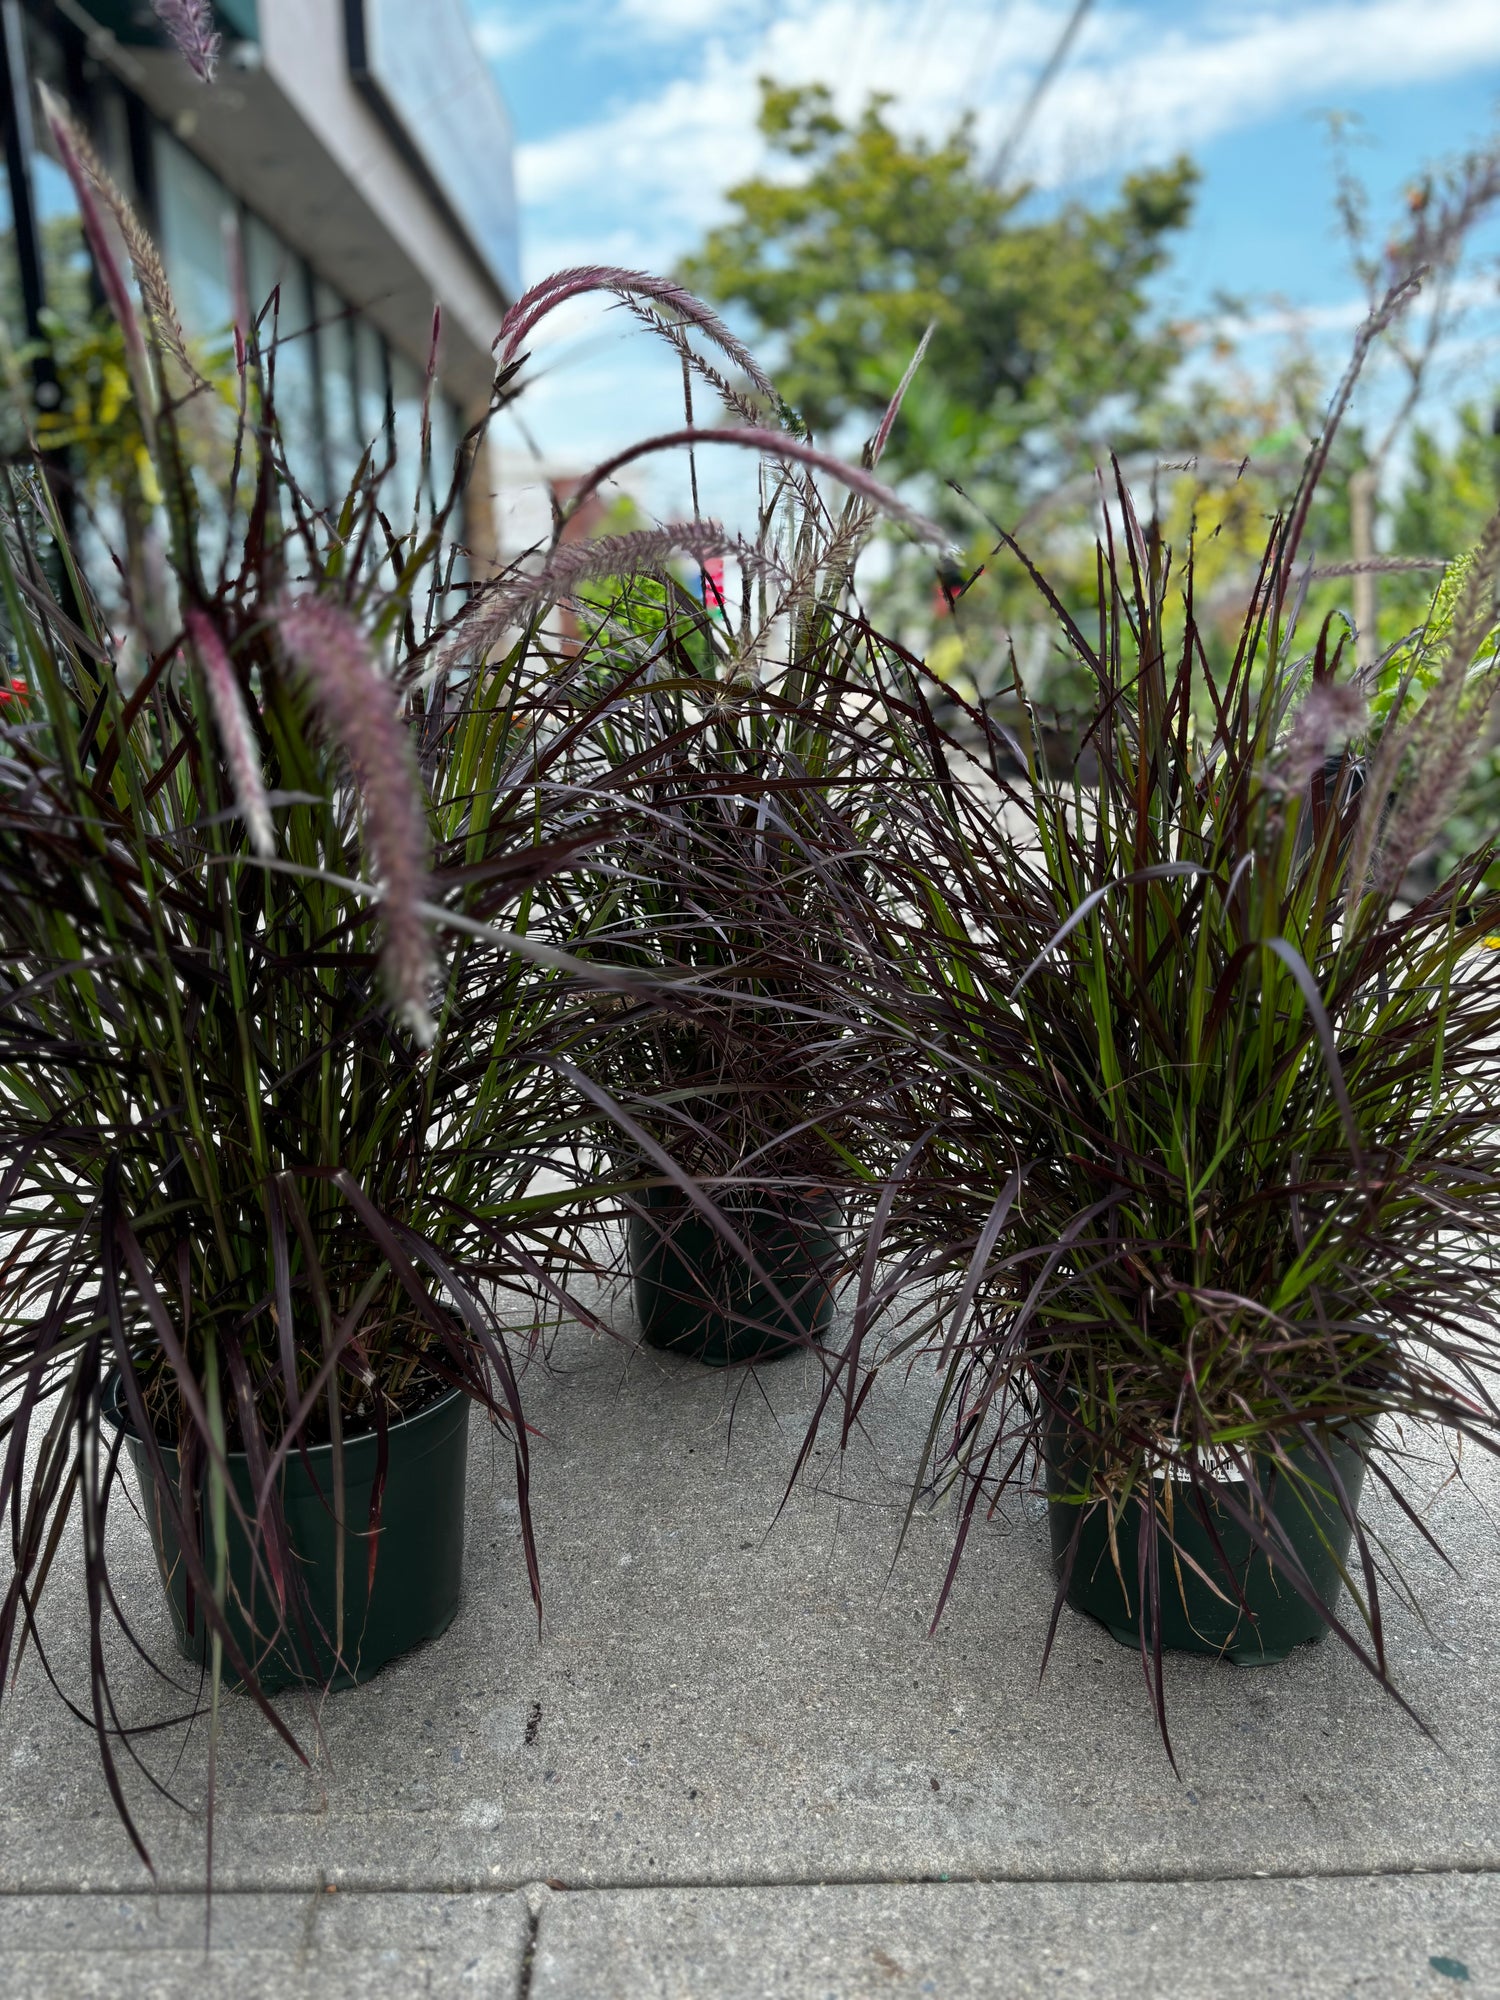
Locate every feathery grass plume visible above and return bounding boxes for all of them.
[36,87,150,404]
[185,608,274,857]
[152,0,221,83]
[616,296,777,430]
[1274,680,1368,798]
[114,211,207,392]
[494,266,778,400]
[1361,511,1500,898]
[276,596,438,1045]
[430,520,780,678]
[36,85,205,392]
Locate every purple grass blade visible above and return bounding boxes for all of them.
[867,321,935,468]
[184,609,274,857]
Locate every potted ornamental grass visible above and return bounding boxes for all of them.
[0,120,625,1868]
[560,599,883,1369]
[830,412,1500,1732]
[0,483,599,1859]
[443,272,945,1368]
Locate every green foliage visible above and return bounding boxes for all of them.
[1392,402,1500,559]
[27,307,159,496]
[682,81,1196,497]
[1381,401,1500,640]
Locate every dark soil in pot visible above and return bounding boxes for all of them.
[629,1185,842,1366]
[102,1375,469,1693]
[1045,1421,1368,1664]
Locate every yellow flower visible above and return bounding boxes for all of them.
[135,445,162,507]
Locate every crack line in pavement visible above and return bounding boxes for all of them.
[6,1860,1500,1898]
[516,1901,541,2000]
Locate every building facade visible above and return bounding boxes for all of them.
[0,0,516,536]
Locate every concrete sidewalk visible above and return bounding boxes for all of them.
[2,1316,1497,1996]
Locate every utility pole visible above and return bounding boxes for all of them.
[986,0,1096,188]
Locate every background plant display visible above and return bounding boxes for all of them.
[681,79,1500,799]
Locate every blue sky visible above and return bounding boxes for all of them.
[463,0,1500,515]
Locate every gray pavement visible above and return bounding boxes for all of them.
[3,1311,1499,1994]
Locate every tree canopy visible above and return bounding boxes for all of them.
[682,80,1198,496]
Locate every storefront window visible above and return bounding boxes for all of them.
[354,315,389,467]
[151,131,233,347]
[1,48,468,546]
[28,155,88,325]
[389,347,426,513]
[314,279,359,501]
[242,214,321,500]
[15,12,86,332]
[0,163,20,344]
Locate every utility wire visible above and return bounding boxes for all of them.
[985,0,1096,186]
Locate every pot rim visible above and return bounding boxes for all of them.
[631,1180,842,1208]
[99,1369,469,1465]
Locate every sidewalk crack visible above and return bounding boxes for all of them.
[516,1900,541,2000]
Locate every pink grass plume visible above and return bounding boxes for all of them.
[36,86,150,402]
[275,596,438,1047]
[152,0,221,84]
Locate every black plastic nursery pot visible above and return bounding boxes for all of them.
[629,1185,842,1366]
[1045,1423,1368,1665]
[102,1376,470,1693]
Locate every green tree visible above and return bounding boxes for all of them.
[682,80,1197,500]
[1390,402,1500,562]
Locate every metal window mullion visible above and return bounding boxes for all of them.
[303,253,332,505]
[0,0,47,342]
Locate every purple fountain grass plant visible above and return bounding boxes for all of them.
[185,608,275,858]
[152,0,221,84]
[275,595,438,1046]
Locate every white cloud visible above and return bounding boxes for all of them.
[469,11,548,60]
[518,0,1500,243]
[1028,0,1500,184]
[615,0,761,31]
[1225,270,1500,344]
